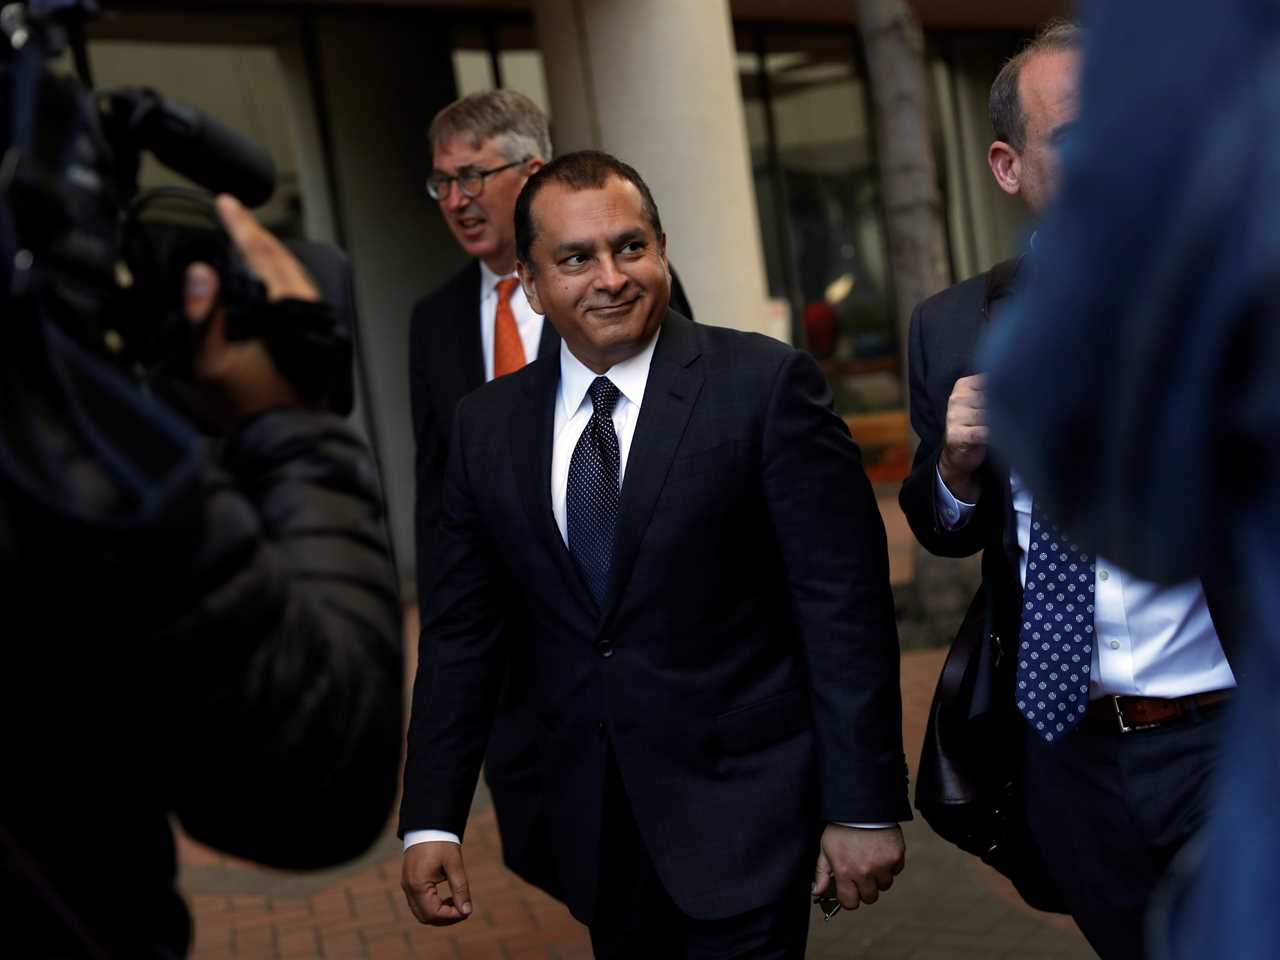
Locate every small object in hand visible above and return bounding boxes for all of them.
[814,895,842,921]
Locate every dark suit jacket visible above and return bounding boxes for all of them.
[409,261,695,606]
[406,260,561,896]
[899,262,1238,678]
[401,311,910,924]
[899,266,1023,656]
[409,261,556,605]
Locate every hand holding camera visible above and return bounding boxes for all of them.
[182,194,317,430]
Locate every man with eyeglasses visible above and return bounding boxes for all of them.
[408,90,691,903]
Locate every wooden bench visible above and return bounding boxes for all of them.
[844,409,908,448]
[844,409,911,485]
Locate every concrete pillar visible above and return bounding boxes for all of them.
[533,0,779,339]
[307,14,463,596]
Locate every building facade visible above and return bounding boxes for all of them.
[88,0,1065,595]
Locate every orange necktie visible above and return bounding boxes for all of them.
[493,277,526,379]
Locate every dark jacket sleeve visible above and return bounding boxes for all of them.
[399,399,508,838]
[899,299,997,559]
[761,350,911,824]
[165,410,402,870]
[409,298,448,608]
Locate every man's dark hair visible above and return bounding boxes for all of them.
[989,20,1081,151]
[515,150,664,268]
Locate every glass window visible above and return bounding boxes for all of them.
[452,49,494,97]
[925,32,1031,279]
[737,30,898,415]
[497,21,550,116]
[736,42,789,304]
[446,21,550,126]
[450,24,494,97]
[499,49,550,114]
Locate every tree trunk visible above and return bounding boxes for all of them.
[857,0,948,366]
[856,0,980,646]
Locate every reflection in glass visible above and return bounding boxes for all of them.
[738,32,898,415]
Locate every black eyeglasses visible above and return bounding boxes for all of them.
[426,157,529,200]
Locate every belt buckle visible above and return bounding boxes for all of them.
[1111,695,1159,733]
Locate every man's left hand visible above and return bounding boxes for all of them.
[811,824,905,910]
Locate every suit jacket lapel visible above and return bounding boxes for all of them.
[598,312,704,629]
[508,353,597,618]
[459,261,485,392]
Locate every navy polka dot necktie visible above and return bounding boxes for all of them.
[1017,501,1096,742]
[567,377,622,608]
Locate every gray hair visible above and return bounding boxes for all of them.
[988,20,1082,151]
[428,89,552,163]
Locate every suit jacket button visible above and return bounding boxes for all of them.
[596,720,607,737]
[597,641,614,658]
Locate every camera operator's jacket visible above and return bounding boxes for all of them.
[0,405,402,959]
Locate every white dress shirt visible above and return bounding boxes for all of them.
[935,467,1235,698]
[478,260,543,383]
[548,335,656,541]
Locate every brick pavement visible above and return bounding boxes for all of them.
[178,605,1095,960]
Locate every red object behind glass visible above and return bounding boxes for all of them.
[803,300,836,358]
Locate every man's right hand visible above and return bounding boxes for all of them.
[939,373,988,503]
[401,841,473,926]
[182,194,316,430]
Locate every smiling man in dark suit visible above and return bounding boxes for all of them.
[408,93,692,900]
[400,151,910,958]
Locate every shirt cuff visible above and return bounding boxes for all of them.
[834,822,897,829]
[404,829,461,849]
[934,464,977,530]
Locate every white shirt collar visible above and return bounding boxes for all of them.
[558,327,661,419]
[478,259,518,296]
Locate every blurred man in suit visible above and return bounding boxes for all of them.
[975,3,1280,957]
[900,23,1238,959]
[409,92,694,899]
[401,151,910,958]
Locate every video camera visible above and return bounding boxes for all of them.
[0,0,355,416]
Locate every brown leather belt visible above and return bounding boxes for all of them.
[1080,689,1234,734]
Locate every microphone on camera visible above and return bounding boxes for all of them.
[101,88,277,209]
